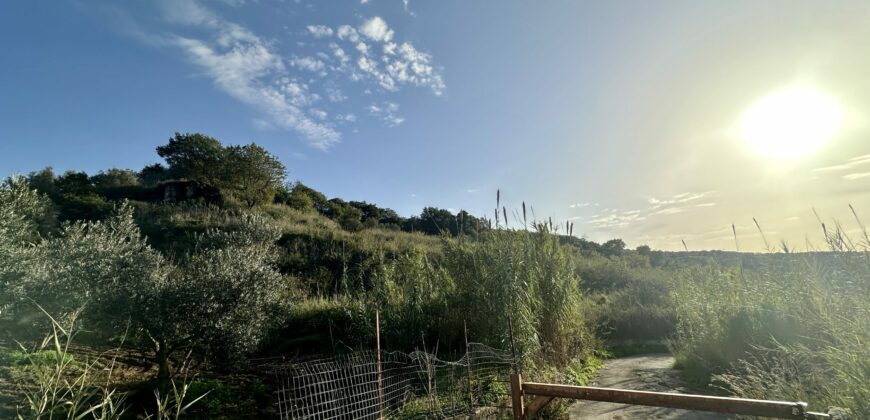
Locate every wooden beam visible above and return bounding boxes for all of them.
[525,395,554,419]
[522,382,823,419]
[509,374,524,420]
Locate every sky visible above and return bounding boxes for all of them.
[3,0,870,251]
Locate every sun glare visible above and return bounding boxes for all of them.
[740,87,841,160]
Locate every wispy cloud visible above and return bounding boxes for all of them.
[588,209,646,228]
[401,0,416,16]
[844,172,870,180]
[157,0,341,149]
[813,154,870,172]
[586,191,715,229]
[112,0,445,150]
[369,102,404,126]
[647,191,711,208]
[568,202,594,209]
[306,25,333,38]
[289,56,328,76]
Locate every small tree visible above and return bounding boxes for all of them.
[0,177,53,316]
[143,214,287,386]
[16,202,287,388]
[155,134,287,207]
[90,168,140,190]
[156,133,226,186]
[221,144,286,207]
[139,164,170,186]
[284,185,315,211]
[636,244,652,256]
[419,207,457,235]
[602,238,626,256]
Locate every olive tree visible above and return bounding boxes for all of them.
[139,214,288,386]
[16,201,287,387]
[0,177,53,317]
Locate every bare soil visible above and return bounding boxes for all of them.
[569,354,732,419]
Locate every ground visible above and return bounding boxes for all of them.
[569,354,731,420]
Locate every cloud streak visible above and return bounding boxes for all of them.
[116,0,445,150]
[585,191,715,229]
[813,154,870,172]
[157,0,341,149]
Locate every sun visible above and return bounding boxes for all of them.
[740,87,841,160]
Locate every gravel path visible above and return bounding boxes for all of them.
[569,354,732,419]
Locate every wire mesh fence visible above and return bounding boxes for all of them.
[258,343,516,419]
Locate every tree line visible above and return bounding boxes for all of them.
[25,132,491,237]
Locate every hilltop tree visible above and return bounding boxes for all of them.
[26,167,57,197]
[90,168,140,190]
[156,133,225,186]
[602,238,626,256]
[222,144,286,207]
[636,245,651,255]
[26,170,111,221]
[418,207,457,235]
[456,210,485,237]
[296,183,330,212]
[155,133,287,206]
[138,163,169,186]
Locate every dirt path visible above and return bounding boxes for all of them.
[569,354,732,419]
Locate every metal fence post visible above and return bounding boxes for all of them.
[464,320,473,412]
[376,309,384,419]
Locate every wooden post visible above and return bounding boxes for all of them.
[464,321,473,412]
[376,309,384,419]
[510,373,524,420]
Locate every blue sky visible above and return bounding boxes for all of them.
[3,0,870,250]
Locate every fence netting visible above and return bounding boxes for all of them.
[257,343,516,419]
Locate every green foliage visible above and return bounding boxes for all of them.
[0,178,54,321]
[670,253,870,416]
[270,297,374,355]
[139,164,170,187]
[156,133,225,187]
[4,350,74,367]
[5,197,288,387]
[438,228,599,366]
[279,182,315,211]
[362,226,601,367]
[0,176,55,240]
[91,168,140,191]
[25,168,112,222]
[155,133,286,207]
[601,238,626,256]
[221,143,286,207]
[170,215,288,361]
[148,372,211,420]
[20,203,167,326]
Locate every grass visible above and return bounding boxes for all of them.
[668,222,870,418]
[5,305,210,420]
[11,307,128,420]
